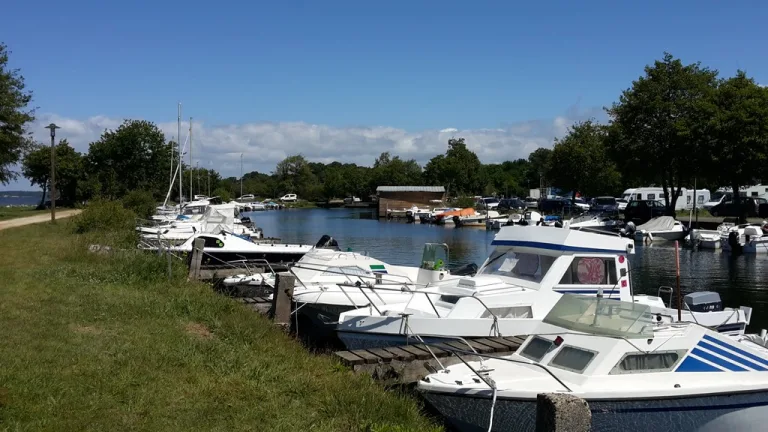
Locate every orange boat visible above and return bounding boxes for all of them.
[434,208,476,223]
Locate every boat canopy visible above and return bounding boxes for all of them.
[542,295,655,339]
[490,225,634,255]
[637,216,677,232]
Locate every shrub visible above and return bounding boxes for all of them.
[453,196,477,209]
[212,187,232,202]
[72,199,136,247]
[122,190,156,220]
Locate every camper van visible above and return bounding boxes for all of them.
[622,187,708,211]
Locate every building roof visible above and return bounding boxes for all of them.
[376,186,446,193]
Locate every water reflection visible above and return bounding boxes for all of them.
[245,208,768,331]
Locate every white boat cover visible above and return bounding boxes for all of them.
[637,216,676,232]
[201,205,235,233]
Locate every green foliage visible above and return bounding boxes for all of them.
[606,52,718,213]
[0,43,35,185]
[71,199,136,246]
[547,120,620,199]
[371,152,423,189]
[212,187,231,202]
[709,71,768,221]
[423,138,482,195]
[121,190,157,220]
[525,148,552,189]
[21,140,83,205]
[86,120,172,199]
[453,196,477,208]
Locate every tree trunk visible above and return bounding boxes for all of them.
[733,183,745,223]
[38,179,48,209]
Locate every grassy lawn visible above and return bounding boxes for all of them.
[0,206,49,221]
[0,221,439,431]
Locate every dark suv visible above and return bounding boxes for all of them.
[709,198,768,217]
[538,198,579,215]
[498,198,526,212]
[624,200,666,224]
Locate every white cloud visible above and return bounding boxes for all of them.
[22,107,602,181]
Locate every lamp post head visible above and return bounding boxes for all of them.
[45,123,60,138]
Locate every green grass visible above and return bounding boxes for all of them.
[0,222,440,432]
[0,206,49,221]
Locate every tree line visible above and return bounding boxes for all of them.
[2,41,767,214]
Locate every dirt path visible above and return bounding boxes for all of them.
[0,209,82,231]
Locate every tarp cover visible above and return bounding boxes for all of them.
[637,216,677,232]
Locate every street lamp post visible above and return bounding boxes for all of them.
[240,153,243,198]
[44,123,60,222]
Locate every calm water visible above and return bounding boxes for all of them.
[246,208,768,331]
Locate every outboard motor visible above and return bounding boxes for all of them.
[684,292,724,313]
[314,234,340,250]
[728,231,742,254]
[622,221,636,238]
[554,221,563,228]
[452,215,462,226]
[450,263,478,277]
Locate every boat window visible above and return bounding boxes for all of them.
[478,250,554,283]
[610,351,682,374]
[200,236,224,248]
[438,295,460,304]
[320,266,370,277]
[558,257,617,285]
[519,336,554,361]
[549,346,596,373]
[543,295,655,338]
[480,306,532,319]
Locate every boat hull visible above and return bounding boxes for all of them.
[421,389,768,432]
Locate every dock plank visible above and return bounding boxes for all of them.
[335,351,365,366]
[383,346,416,361]
[413,343,448,358]
[443,341,474,352]
[400,345,431,360]
[489,336,524,351]
[465,339,495,354]
[503,336,527,346]
[473,338,509,352]
[366,348,396,361]
[350,349,381,364]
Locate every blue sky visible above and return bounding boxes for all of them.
[3,0,767,190]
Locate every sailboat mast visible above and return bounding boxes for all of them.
[178,103,182,203]
[189,117,193,200]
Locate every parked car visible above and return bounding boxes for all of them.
[624,199,666,224]
[524,197,539,208]
[591,196,619,212]
[477,197,499,210]
[498,198,526,212]
[708,197,768,217]
[616,198,628,212]
[343,196,361,203]
[280,194,298,202]
[703,192,733,211]
[238,194,255,201]
[572,198,591,211]
[538,198,579,215]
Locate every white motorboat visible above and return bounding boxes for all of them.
[418,207,457,224]
[564,211,623,232]
[630,216,688,242]
[454,210,505,227]
[687,221,736,249]
[163,232,318,265]
[139,204,259,245]
[335,226,751,350]
[722,222,768,254]
[224,243,478,326]
[418,294,768,432]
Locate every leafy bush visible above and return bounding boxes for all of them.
[72,199,136,247]
[121,190,156,220]
[212,187,232,202]
[453,196,477,209]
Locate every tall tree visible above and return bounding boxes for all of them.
[547,120,621,201]
[525,148,552,192]
[423,138,482,195]
[710,71,768,221]
[86,120,171,199]
[0,43,35,184]
[606,53,718,214]
[274,154,318,199]
[371,152,422,188]
[22,140,82,205]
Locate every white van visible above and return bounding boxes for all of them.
[622,187,696,211]
[280,193,298,202]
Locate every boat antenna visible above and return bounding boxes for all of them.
[675,240,681,321]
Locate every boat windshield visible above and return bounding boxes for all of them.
[477,249,554,284]
[543,295,655,339]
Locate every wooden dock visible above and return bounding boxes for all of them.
[333,336,526,384]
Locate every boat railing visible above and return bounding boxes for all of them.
[334,283,503,327]
[289,262,419,288]
[569,225,622,237]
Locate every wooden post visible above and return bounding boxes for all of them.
[188,238,205,280]
[536,393,591,432]
[675,240,681,321]
[271,272,295,331]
